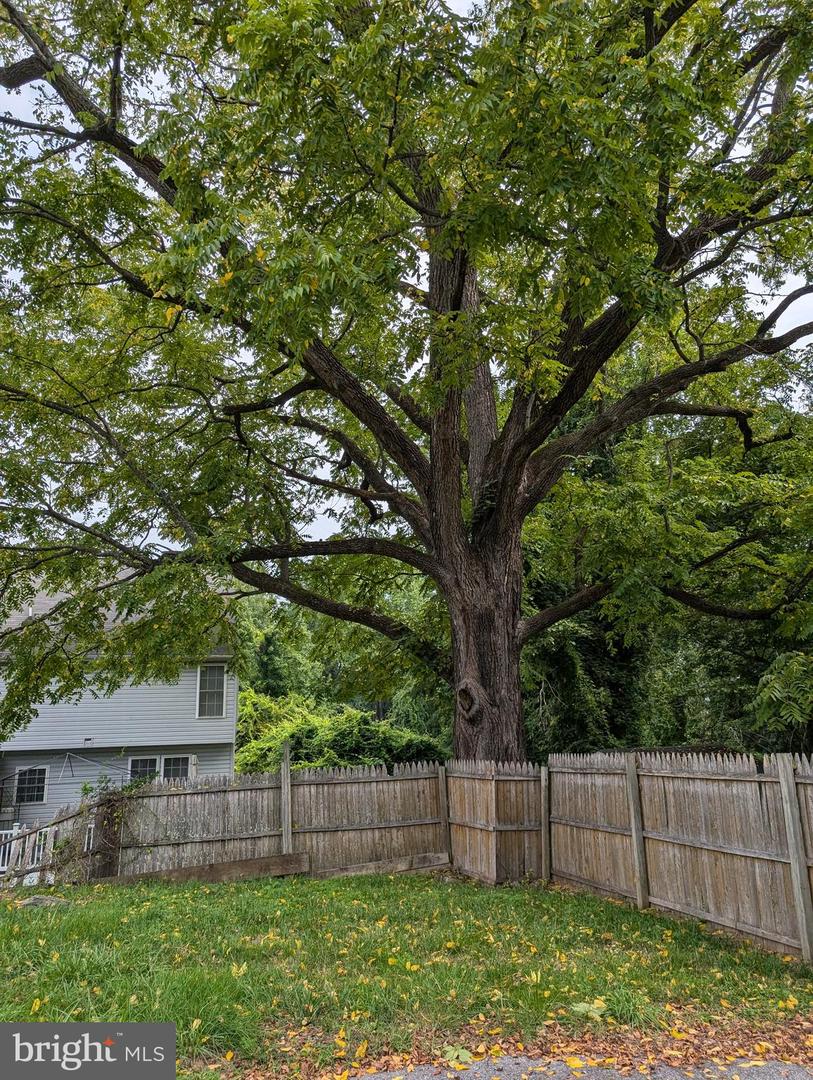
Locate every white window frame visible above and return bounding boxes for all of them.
[196,663,227,719]
[128,756,160,781]
[127,755,193,782]
[14,765,48,805]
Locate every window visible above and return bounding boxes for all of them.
[15,767,47,804]
[162,756,189,781]
[129,757,159,781]
[198,664,226,717]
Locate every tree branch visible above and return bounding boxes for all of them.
[0,503,153,567]
[521,305,813,515]
[0,0,176,203]
[256,456,422,516]
[0,573,144,648]
[383,381,433,436]
[221,379,320,416]
[692,532,768,570]
[1,201,431,514]
[649,403,793,452]
[266,414,431,543]
[0,380,200,544]
[517,584,611,647]
[228,561,450,680]
[516,572,806,651]
[0,199,156,299]
[492,96,810,496]
[660,585,778,620]
[629,0,703,58]
[0,53,46,88]
[297,340,431,498]
[232,539,444,581]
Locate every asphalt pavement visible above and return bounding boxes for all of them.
[366,1058,812,1079]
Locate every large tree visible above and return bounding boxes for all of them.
[0,0,811,758]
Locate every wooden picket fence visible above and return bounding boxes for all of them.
[1,754,450,887]
[4,749,813,960]
[446,759,547,883]
[546,750,813,960]
[117,754,448,879]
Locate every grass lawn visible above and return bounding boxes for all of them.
[1,873,811,1075]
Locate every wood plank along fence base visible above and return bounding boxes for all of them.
[98,852,310,886]
[310,851,450,880]
[4,751,813,961]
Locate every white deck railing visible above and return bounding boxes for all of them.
[0,825,21,871]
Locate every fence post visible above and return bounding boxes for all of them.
[437,765,452,863]
[491,769,499,885]
[91,795,124,879]
[540,765,551,884]
[625,753,649,909]
[281,741,293,856]
[117,800,127,878]
[777,753,813,962]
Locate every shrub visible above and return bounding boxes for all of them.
[235,691,446,771]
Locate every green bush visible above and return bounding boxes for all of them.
[750,651,813,751]
[235,691,446,772]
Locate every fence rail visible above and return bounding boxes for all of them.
[4,749,813,960]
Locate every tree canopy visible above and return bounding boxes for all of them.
[0,0,811,757]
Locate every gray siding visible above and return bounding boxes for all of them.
[0,667,237,751]
[0,743,235,827]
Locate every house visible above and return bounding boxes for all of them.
[0,593,238,832]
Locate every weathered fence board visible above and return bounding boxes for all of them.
[549,751,636,899]
[625,754,649,908]
[446,761,496,882]
[290,762,445,873]
[547,750,813,955]
[311,851,449,880]
[101,852,310,885]
[119,772,284,876]
[447,760,542,883]
[776,754,813,960]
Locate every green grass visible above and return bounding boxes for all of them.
[1,874,810,1071]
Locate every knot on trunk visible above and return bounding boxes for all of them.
[457,677,485,724]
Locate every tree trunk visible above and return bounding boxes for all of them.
[448,541,526,761]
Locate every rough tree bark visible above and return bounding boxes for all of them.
[423,244,526,760]
[447,536,525,760]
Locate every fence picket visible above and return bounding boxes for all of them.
[777,754,813,961]
[540,766,551,884]
[625,754,649,909]
[281,742,293,856]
